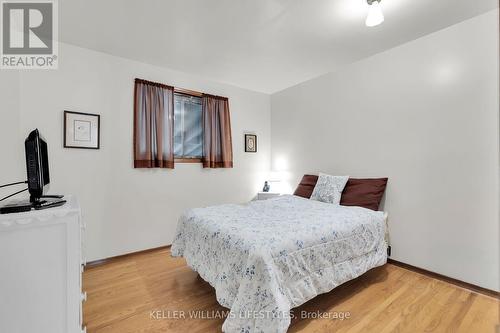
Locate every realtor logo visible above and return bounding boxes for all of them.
[1,0,58,69]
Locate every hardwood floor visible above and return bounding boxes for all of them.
[83,248,499,333]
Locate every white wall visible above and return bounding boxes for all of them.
[271,10,499,291]
[13,43,271,261]
[0,71,23,193]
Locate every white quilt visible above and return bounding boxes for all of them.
[171,195,387,333]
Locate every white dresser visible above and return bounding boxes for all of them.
[0,196,86,333]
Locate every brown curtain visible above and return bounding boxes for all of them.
[134,79,175,168]
[202,94,233,168]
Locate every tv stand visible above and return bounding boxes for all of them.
[31,195,66,210]
[42,194,64,199]
[31,194,65,202]
[1,195,66,214]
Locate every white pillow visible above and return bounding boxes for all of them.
[310,173,349,204]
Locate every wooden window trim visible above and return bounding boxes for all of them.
[174,87,203,98]
[174,157,203,163]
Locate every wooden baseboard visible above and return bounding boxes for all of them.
[86,245,171,269]
[388,258,499,299]
[86,246,499,300]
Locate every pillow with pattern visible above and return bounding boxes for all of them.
[310,173,349,204]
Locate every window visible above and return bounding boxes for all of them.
[134,78,233,169]
[174,93,203,162]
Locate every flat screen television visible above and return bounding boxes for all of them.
[25,129,50,202]
[0,129,64,214]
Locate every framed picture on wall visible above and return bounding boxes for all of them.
[245,134,257,153]
[64,111,100,149]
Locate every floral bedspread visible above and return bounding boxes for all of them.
[171,195,387,333]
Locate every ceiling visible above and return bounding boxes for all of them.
[60,0,498,94]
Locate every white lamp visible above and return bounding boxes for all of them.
[366,0,384,27]
[267,171,282,193]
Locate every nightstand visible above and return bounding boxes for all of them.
[257,192,280,200]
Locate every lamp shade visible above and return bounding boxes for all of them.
[366,1,384,27]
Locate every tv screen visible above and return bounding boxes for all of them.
[40,137,50,186]
[25,129,50,202]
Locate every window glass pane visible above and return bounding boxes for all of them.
[174,98,183,155]
[174,94,203,158]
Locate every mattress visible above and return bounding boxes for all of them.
[171,194,387,333]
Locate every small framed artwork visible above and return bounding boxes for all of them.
[64,111,100,149]
[245,134,257,153]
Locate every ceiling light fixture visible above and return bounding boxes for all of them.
[366,0,384,27]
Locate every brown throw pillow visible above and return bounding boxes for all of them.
[293,174,319,198]
[340,178,388,211]
[293,175,388,211]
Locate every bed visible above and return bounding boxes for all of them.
[171,194,387,333]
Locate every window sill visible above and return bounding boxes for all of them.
[175,158,202,164]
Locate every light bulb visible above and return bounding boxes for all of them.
[366,1,384,27]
